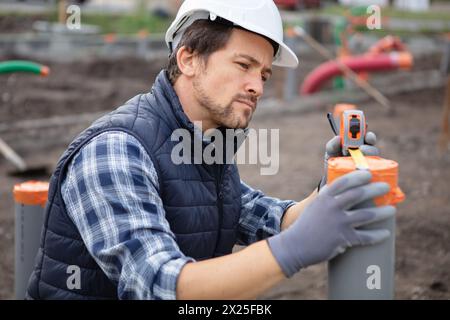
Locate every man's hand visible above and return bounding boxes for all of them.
[267,170,395,278]
[319,131,379,190]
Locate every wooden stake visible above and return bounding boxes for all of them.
[0,137,27,171]
[292,26,392,113]
[58,0,67,25]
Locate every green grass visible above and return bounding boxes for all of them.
[0,10,171,35]
[86,13,170,34]
[316,4,450,21]
[296,4,450,36]
[50,11,172,34]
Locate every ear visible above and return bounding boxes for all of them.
[176,46,200,77]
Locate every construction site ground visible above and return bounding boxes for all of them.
[0,53,449,300]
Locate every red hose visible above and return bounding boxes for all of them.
[300,52,413,95]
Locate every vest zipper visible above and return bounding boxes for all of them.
[213,164,226,255]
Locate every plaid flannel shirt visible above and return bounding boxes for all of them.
[61,131,295,299]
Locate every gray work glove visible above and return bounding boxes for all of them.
[267,170,396,278]
[319,131,379,190]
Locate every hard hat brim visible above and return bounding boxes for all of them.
[274,41,299,68]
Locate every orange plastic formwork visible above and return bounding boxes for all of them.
[327,156,405,206]
[13,181,49,207]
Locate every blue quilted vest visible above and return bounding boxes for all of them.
[26,70,243,299]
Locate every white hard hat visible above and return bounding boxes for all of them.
[165,0,299,68]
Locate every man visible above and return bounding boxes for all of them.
[27,0,394,299]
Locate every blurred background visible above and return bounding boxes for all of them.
[0,0,449,299]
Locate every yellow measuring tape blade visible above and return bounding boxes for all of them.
[348,148,369,170]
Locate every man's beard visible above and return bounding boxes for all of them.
[192,77,255,129]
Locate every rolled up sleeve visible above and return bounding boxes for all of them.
[237,180,296,246]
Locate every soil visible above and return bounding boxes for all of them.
[0,54,449,300]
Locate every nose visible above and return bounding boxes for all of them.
[245,73,264,99]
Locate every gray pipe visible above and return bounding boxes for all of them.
[14,201,45,299]
[328,214,395,299]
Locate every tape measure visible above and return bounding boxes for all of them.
[339,110,370,170]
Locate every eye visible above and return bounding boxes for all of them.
[262,75,268,82]
[237,62,249,70]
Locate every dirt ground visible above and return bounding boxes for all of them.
[0,54,449,299]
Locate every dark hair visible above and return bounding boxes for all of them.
[167,19,234,84]
[167,19,279,84]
